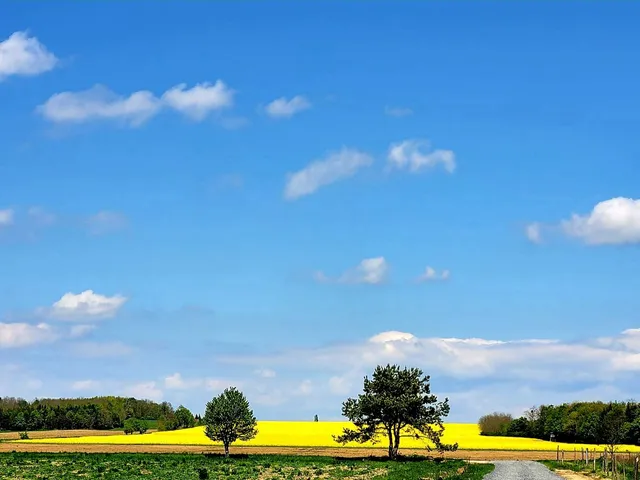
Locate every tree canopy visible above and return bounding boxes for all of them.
[203,387,258,457]
[333,364,458,459]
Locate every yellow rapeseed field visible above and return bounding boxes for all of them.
[18,422,640,452]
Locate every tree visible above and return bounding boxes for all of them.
[333,364,457,459]
[600,402,629,455]
[203,387,258,457]
[478,412,513,436]
[175,405,196,429]
[314,414,318,422]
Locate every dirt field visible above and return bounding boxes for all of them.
[0,442,567,460]
[0,430,128,441]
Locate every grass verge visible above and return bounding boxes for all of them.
[0,452,494,479]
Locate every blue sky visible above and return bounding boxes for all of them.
[1,1,640,422]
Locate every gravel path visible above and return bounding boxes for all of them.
[484,461,563,479]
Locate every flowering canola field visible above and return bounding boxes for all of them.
[18,422,640,452]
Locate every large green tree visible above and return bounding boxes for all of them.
[203,387,258,457]
[333,364,458,459]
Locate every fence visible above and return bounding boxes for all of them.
[555,446,640,480]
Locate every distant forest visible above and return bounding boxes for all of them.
[0,396,197,432]
[479,401,640,446]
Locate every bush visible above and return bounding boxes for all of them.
[18,431,29,440]
[478,412,513,436]
[197,467,209,479]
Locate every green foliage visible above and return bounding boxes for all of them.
[314,414,318,422]
[175,405,196,429]
[333,364,458,459]
[0,396,167,431]
[0,453,494,479]
[18,431,29,440]
[480,401,640,446]
[203,387,258,457]
[123,418,148,435]
[478,412,513,436]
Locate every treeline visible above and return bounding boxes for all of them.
[0,396,197,432]
[479,402,640,446]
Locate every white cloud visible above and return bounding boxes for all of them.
[72,380,101,391]
[38,85,161,127]
[162,81,234,120]
[265,95,311,118]
[561,197,640,245]
[219,328,640,386]
[284,148,373,200]
[69,324,96,338]
[387,139,456,173]
[38,80,236,126]
[0,322,56,348]
[164,373,203,390]
[0,31,57,80]
[254,368,276,378]
[384,106,413,117]
[85,211,127,235]
[0,208,14,226]
[315,257,389,285]
[49,290,127,320]
[525,223,542,244]
[418,266,450,282]
[71,341,133,357]
[124,381,163,402]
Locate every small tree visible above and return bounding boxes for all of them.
[203,387,258,457]
[478,412,513,436]
[314,414,319,422]
[334,364,457,459]
[175,405,196,429]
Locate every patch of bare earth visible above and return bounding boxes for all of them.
[554,470,595,479]
[0,443,566,460]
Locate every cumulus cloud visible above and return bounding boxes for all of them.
[315,257,389,285]
[0,322,56,348]
[0,208,14,226]
[387,139,456,173]
[38,80,235,126]
[284,148,373,200]
[0,31,57,80]
[561,197,640,245]
[38,85,161,127]
[85,211,127,235]
[162,81,234,120]
[219,328,640,385]
[48,290,127,320]
[417,266,450,282]
[384,106,413,117]
[265,95,311,118]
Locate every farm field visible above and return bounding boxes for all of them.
[15,422,640,452]
[0,452,494,479]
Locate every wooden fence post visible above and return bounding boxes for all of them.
[557,445,560,462]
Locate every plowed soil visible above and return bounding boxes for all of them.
[0,442,567,460]
[0,430,126,441]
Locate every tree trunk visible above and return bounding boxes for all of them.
[387,427,395,459]
[224,442,230,458]
[393,428,400,459]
